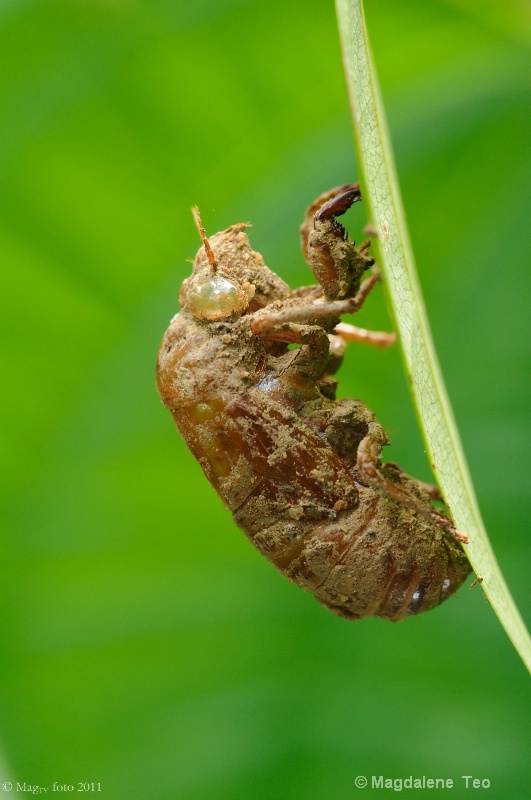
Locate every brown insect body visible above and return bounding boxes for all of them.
[156,187,470,621]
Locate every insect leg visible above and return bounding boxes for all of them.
[300,184,375,300]
[284,276,396,349]
[253,319,331,381]
[335,322,396,349]
[357,424,469,543]
[252,270,381,334]
[410,478,444,503]
[300,184,361,259]
[382,463,444,503]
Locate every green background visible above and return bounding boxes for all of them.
[1,1,529,798]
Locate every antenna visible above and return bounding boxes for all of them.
[192,205,217,271]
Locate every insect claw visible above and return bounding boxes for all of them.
[314,183,362,222]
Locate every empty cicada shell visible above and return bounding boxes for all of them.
[156,185,471,621]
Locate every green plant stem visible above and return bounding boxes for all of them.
[336,0,530,669]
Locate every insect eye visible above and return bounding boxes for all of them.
[186,276,248,321]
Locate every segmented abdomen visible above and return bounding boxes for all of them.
[171,388,470,622]
[233,469,469,621]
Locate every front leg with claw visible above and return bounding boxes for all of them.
[300,183,375,300]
